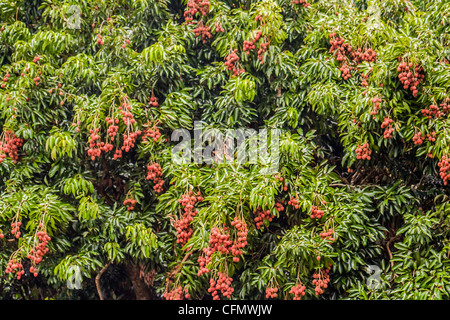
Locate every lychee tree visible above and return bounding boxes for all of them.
[1,0,450,300]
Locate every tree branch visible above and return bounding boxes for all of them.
[95,262,111,300]
[386,235,400,268]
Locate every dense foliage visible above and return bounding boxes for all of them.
[1,0,450,300]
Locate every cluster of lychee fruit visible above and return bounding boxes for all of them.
[142,125,161,143]
[119,101,136,127]
[121,131,141,153]
[312,265,331,295]
[214,22,225,33]
[370,97,382,118]
[208,272,234,300]
[164,286,191,300]
[351,48,377,64]
[265,286,278,299]
[197,220,248,275]
[288,197,299,209]
[243,30,262,54]
[6,259,24,280]
[242,27,269,64]
[253,207,275,230]
[397,61,424,97]
[230,217,248,262]
[381,117,394,139]
[329,33,378,81]
[27,224,51,269]
[290,283,306,300]
[292,0,310,8]
[10,221,21,239]
[329,33,352,62]
[224,49,244,76]
[1,72,10,88]
[197,247,213,276]
[146,162,164,193]
[421,104,446,119]
[0,131,24,164]
[413,131,436,145]
[149,96,159,107]
[257,41,270,64]
[32,76,41,86]
[319,228,335,242]
[356,142,371,160]
[208,227,233,254]
[87,127,103,161]
[174,191,202,245]
[184,0,210,24]
[339,63,352,80]
[412,132,425,145]
[310,205,324,219]
[438,156,450,185]
[105,117,119,141]
[113,148,123,160]
[123,198,137,211]
[193,24,213,43]
[96,34,104,45]
[275,202,284,212]
[439,97,450,114]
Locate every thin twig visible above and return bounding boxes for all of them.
[329,183,348,187]
[169,251,193,279]
[350,164,363,186]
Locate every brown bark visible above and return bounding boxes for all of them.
[95,262,111,300]
[125,262,154,300]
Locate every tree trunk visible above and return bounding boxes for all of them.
[125,262,154,300]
